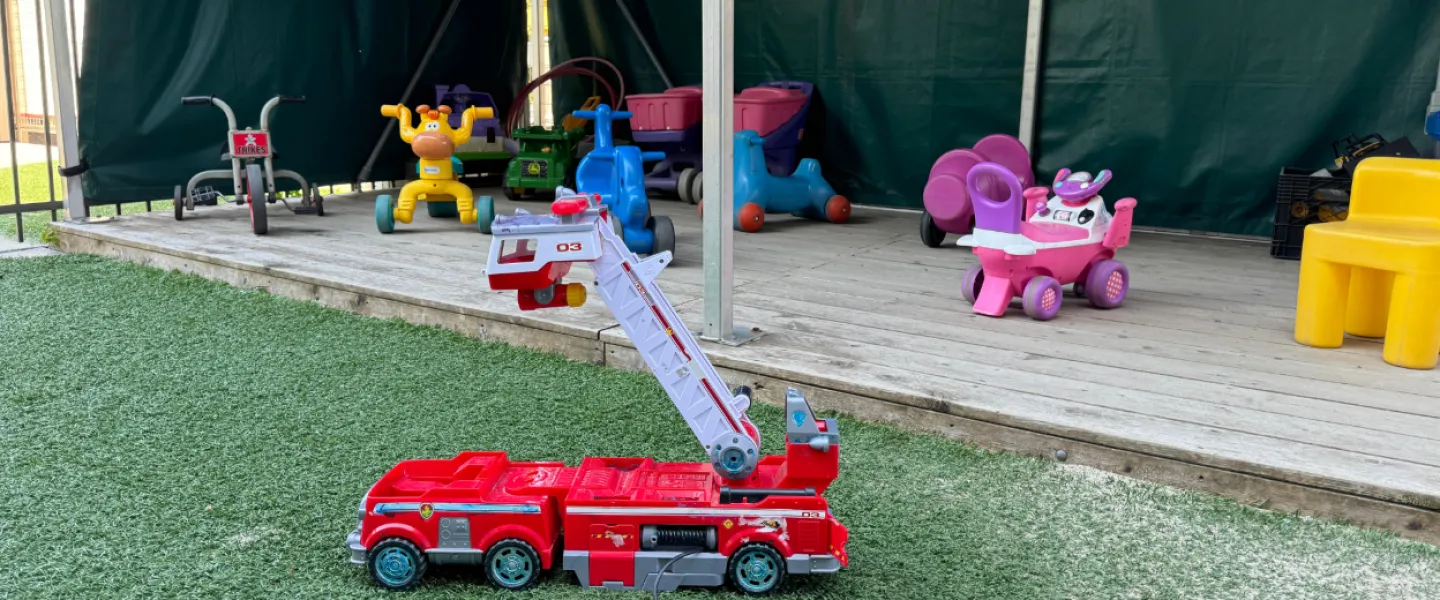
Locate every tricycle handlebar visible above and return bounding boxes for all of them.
[277,95,306,104]
[181,96,214,106]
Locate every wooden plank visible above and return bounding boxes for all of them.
[599,317,1440,509]
[755,263,1440,399]
[699,300,1440,441]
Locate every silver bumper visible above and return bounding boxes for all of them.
[788,553,843,575]
[346,528,366,565]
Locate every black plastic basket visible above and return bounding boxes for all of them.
[1271,168,1352,260]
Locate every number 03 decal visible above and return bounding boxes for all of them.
[556,242,583,252]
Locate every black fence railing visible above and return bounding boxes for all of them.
[0,0,76,243]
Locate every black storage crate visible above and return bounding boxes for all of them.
[1270,168,1352,260]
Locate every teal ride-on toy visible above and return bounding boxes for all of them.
[574,104,675,255]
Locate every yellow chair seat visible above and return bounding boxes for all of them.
[1303,221,1440,273]
[1294,157,1440,369]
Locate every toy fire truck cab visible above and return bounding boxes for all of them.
[347,452,575,591]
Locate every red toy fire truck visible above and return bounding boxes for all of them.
[346,190,849,595]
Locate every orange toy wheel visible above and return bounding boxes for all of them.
[825,195,851,223]
[739,202,765,232]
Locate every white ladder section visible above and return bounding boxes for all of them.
[590,216,761,476]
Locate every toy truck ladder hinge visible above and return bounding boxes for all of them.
[590,217,762,481]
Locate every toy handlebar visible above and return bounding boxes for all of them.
[380,105,400,118]
[277,95,306,104]
[573,109,633,121]
[640,151,665,162]
[181,96,213,106]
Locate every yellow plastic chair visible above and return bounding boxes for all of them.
[1294,157,1440,369]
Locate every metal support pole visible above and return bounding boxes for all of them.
[43,0,83,219]
[616,0,673,89]
[701,0,754,345]
[355,0,461,184]
[1018,0,1046,152]
[528,0,544,125]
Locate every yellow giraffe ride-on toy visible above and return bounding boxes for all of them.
[376,103,498,234]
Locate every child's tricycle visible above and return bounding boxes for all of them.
[957,163,1137,320]
[375,103,496,234]
[173,94,324,235]
[573,103,675,255]
[921,134,1034,247]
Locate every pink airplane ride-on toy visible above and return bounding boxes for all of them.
[957,163,1138,321]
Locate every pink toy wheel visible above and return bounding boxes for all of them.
[1022,276,1063,321]
[961,265,984,305]
[1084,260,1129,309]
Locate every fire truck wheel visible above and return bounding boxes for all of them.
[485,539,541,591]
[366,537,428,591]
[728,543,786,595]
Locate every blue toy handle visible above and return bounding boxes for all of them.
[641,151,666,162]
[573,109,633,121]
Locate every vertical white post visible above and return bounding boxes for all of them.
[529,0,544,125]
[701,0,740,343]
[43,0,82,218]
[1018,0,1046,152]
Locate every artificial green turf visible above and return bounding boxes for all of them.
[1,255,1437,599]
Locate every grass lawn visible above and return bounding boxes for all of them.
[0,163,172,243]
[1,255,1437,599]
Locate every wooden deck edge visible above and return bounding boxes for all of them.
[49,221,602,341]
[51,223,606,364]
[53,221,1439,545]
[603,344,1439,545]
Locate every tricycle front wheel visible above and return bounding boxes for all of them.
[375,195,396,234]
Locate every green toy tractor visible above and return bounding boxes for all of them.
[503,125,585,199]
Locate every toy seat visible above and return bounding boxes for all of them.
[734,86,806,137]
[1295,157,1440,369]
[628,87,702,132]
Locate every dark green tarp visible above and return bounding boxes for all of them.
[550,0,1028,211]
[78,0,527,204]
[550,0,1440,235]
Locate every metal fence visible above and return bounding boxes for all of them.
[0,0,73,242]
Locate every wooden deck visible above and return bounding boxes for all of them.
[52,190,1440,542]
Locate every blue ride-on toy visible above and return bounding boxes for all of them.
[698,129,850,232]
[574,104,675,255]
